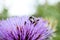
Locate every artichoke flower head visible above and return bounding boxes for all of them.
[0,16,54,40]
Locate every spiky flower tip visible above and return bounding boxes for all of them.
[0,16,53,40]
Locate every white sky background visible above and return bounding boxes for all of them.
[0,0,60,17]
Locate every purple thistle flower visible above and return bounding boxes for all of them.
[0,16,53,40]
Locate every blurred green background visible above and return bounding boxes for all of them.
[0,8,8,20]
[0,1,60,40]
